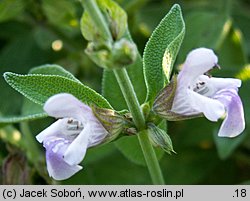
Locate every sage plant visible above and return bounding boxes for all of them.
[2,0,245,184]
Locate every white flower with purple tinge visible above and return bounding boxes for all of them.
[171,48,245,137]
[36,93,108,180]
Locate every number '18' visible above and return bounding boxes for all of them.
[235,189,246,197]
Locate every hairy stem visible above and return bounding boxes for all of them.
[113,68,145,130]
[138,129,165,184]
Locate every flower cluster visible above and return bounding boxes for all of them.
[37,48,245,181]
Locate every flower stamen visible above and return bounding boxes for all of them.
[193,81,209,95]
[66,118,84,131]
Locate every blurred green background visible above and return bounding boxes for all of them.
[0,0,249,184]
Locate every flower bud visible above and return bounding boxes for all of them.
[111,39,137,68]
[85,39,137,70]
[148,123,175,155]
[92,105,126,143]
[141,102,151,120]
[2,151,30,184]
[85,42,112,69]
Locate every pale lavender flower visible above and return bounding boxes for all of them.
[36,93,108,180]
[171,48,245,137]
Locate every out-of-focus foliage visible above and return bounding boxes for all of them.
[0,0,249,184]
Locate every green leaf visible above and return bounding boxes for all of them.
[0,113,47,128]
[0,65,112,126]
[0,64,82,126]
[0,0,25,22]
[4,72,112,109]
[23,64,82,117]
[115,135,163,166]
[29,64,81,82]
[214,131,247,160]
[143,4,185,102]
[29,64,83,118]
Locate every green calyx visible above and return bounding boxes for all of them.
[152,75,177,118]
[148,123,175,155]
[91,105,127,143]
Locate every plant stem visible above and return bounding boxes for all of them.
[113,68,145,130]
[114,69,164,184]
[82,0,165,184]
[137,129,165,184]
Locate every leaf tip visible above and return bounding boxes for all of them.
[3,72,14,82]
[171,4,181,11]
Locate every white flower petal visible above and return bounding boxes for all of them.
[178,48,218,84]
[36,119,67,143]
[44,93,92,122]
[45,138,82,180]
[47,158,82,181]
[63,120,108,166]
[215,89,245,137]
[63,124,91,166]
[171,90,200,116]
[85,121,108,147]
[187,89,225,121]
[205,76,241,95]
